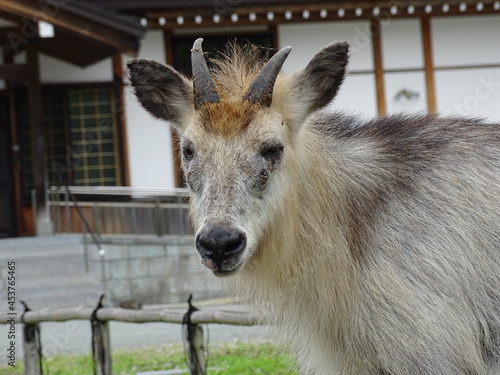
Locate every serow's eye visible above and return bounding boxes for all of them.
[260,144,284,161]
[182,146,195,161]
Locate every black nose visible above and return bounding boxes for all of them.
[196,227,246,265]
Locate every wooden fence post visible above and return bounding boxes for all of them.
[91,319,111,375]
[91,295,111,375]
[183,295,206,375]
[23,323,43,375]
[184,324,206,375]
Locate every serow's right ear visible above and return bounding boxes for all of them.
[127,59,193,129]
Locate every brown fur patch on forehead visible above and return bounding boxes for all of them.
[209,42,265,101]
[199,101,258,137]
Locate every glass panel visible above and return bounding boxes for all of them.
[16,86,122,200]
[68,88,121,186]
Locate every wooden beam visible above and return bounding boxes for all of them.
[0,63,27,80]
[112,53,130,186]
[144,1,500,29]
[371,18,386,116]
[0,26,23,45]
[26,43,51,235]
[421,17,437,113]
[1,306,261,325]
[39,30,118,67]
[2,51,24,236]
[164,29,184,188]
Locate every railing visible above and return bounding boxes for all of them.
[46,186,196,306]
[0,298,261,375]
[47,186,193,237]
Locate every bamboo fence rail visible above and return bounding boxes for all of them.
[0,306,262,375]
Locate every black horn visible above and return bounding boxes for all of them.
[242,46,292,107]
[191,38,220,108]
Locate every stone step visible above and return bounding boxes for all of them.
[0,235,106,309]
[0,243,87,261]
[0,234,83,248]
[4,253,89,271]
[0,247,86,260]
[5,258,88,278]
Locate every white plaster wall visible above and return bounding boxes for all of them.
[279,21,374,72]
[330,74,378,117]
[435,67,500,122]
[39,54,113,83]
[432,15,500,67]
[279,21,376,116]
[432,16,500,121]
[381,19,424,70]
[122,30,176,188]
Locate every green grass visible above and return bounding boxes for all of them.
[1,341,297,375]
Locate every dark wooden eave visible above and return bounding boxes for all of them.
[0,0,147,67]
[85,0,500,29]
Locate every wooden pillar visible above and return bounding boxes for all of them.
[184,324,206,375]
[23,323,43,375]
[91,319,112,375]
[26,43,52,235]
[371,18,386,116]
[163,29,183,188]
[421,17,437,114]
[2,51,23,236]
[112,53,130,186]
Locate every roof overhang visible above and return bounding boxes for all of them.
[84,0,500,29]
[0,0,147,67]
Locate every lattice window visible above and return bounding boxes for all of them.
[16,86,122,201]
[67,89,121,186]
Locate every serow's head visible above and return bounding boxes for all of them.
[128,38,348,276]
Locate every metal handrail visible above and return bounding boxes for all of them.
[49,185,189,197]
[47,186,194,302]
[57,186,108,296]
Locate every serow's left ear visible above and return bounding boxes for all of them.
[291,42,349,120]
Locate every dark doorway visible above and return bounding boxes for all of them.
[172,34,275,76]
[0,96,17,237]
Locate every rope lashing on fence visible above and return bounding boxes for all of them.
[21,301,45,375]
[183,294,198,326]
[0,302,262,375]
[20,300,31,323]
[91,294,112,375]
[182,294,207,375]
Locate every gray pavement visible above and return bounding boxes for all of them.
[0,299,270,367]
